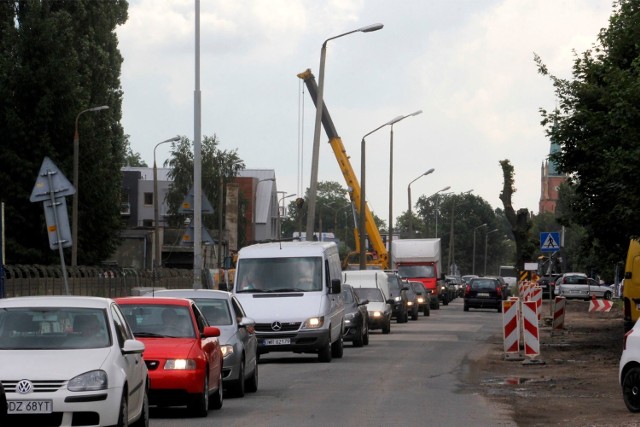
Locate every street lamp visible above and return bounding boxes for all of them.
[305,23,384,248]
[71,105,109,266]
[153,136,181,269]
[359,115,402,269]
[484,228,499,276]
[407,168,435,237]
[472,223,487,275]
[431,186,451,238]
[386,110,422,266]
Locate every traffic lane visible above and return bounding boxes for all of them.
[150,299,515,427]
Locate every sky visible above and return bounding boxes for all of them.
[116,0,614,222]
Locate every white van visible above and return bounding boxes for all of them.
[233,241,344,362]
[342,270,393,334]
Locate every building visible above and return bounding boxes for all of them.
[539,137,567,214]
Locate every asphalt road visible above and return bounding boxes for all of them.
[150,298,516,427]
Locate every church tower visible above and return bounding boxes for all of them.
[539,136,566,213]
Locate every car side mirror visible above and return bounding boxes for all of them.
[238,317,255,328]
[331,279,341,294]
[386,299,395,305]
[358,299,369,306]
[202,326,221,338]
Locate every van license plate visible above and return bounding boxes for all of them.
[8,400,53,414]
[264,338,290,346]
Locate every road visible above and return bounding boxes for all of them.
[149,299,516,427]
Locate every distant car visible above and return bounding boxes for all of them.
[538,273,562,298]
[116,297,223,416]
[408,281,430,317]
[0,296,149,426]
[386,271,410,323]
[143,289,258,398]
[554,273,613,300]
[341,284,370,347]
[463,277,505,312]
[620,319,640,412]
[402,280,420,321]
[484,275,511,298]
[354,287,392,334]
[445,275,462,300]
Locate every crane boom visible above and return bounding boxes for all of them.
[297,69,388,269]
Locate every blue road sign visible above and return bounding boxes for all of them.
[540,232,561,252]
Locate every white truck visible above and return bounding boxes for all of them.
[391,239,446,309]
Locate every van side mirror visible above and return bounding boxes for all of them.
[331,279,341,294]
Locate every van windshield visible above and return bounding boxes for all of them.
[236,257,322,293]
[397,265,435,279]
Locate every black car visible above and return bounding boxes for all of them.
[386,271,409,323]
[463,277,505,312]
[408,281,430,317]
[538,273,562,298]
[354,287,392,334]
[402,280,420,321]
[342,284,370,347]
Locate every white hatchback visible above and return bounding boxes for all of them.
[0,296,148,426]
[620,319,640,412]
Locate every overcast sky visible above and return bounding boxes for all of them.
[117,0,613,221]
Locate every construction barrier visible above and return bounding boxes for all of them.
[502,299,520,356]
[522,301,540,358]
[530,287,543,320]
[589,295,613,313]
[553,296,566,329]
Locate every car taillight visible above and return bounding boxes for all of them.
[497,286,502,296]
[464,285,470,296]
[624,329,634,351]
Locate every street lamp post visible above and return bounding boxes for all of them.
[430,186,451,238]
[407,168,435,237]
[387,110,422,266]
[306,23,384,247]
[153,136,181,270]
[359,115,403,269]
[72,105,109,267]
[472,223,487,275]
[277,193,296,238]
[484,228,499,276]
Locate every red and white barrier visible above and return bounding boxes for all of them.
[522,301,540,358]
[589,295,613,313]
[553,296,566,330]
[530,287,542,320]
[502,300,520,355]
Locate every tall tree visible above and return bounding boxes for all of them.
[536,0,640,266]
[0,0,129,264]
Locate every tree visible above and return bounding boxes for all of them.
[123,136,147,167]
[499,160,537,270]
[536,0,640,268]
[0,0,128,264]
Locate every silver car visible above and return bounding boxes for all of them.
[554,273,613,300]
[145,289,258,397]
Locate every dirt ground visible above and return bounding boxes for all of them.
[468,297,640,426]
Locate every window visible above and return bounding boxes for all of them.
[143,192,153,206]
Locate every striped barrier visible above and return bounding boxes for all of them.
[523,301,540,360]
[530,287,543,320]
[502,299,520,357]
[553,296,566,329]
[589,295,613,313]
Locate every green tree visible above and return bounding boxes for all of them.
[536,0,640,268]
[0,0,128,264]
[123,136,147,167]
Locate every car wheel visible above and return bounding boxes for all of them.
[604,291,612,300]
[382,320,391,334]
[189,372,209,416]
[443,297,449,306]
[411,309,419,321]
[131,385,149,427]
[245,362,258,393]
[353,324,364,347]
[209,372,223,410]
[363,326,370,345]
[497,306,502,313]
[331,335,344,358]
[318,341,332,362]
[230,359,245,398]
[116,392,128,427]
[433,300,440,310]
[623,366,640,412]
[464,304,469,312]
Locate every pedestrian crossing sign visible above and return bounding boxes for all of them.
[540,232,560,252]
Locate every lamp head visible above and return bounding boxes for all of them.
[359,23,384,32]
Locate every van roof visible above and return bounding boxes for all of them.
[238,241,338,258]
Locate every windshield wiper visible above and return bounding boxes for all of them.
[270,288,306,292]
[236,289,270,293]
[132,332,164,338]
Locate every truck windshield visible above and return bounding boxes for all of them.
[236,257,322,293]
[397,265,435,279]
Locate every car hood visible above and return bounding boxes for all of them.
[236,294,324,323]
[365,301,389,312]
[0,348,112,380]
[138,338,197,359]
[216,325,238,345]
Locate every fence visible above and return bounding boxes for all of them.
[1,265,200,298]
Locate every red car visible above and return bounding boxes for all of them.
[115,297,223,416]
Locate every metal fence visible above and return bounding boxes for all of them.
[1,265,197,298]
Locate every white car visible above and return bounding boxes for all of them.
[554,272,613,300]
[0,296,148,426]
[620,319,640,412]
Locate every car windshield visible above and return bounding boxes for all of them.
[342,289,355,304]
[0,307,110,350]
[471,280,498,291]
[119,304,195,338]
[192,298,233,326]
[411,283,426,293]
[397,265,435,278]
[354,288,384,302]
[564,276,588,285]
[236,257,322,293]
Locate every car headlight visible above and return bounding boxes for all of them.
[394,296,402,302]
[68,370,108,392]
[302,316,324,329]
[441,285,446,290]
[417,297,425,303]
[164,359,197,370]
[370,311,382,318]
[221,345,234,358]
[407,301,414,306]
